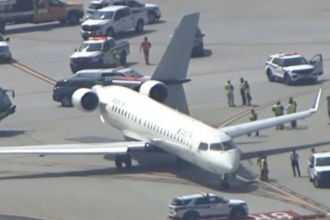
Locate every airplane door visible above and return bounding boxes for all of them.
[34,0,52,23]
[310,54,323,75]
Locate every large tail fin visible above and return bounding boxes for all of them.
[151,13,200,115]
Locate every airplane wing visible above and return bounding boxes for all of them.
[219,88,322,138]
[0,141,146,155]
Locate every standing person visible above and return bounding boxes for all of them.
[244,80,252,106]
[247,109,259,136]
[225,80,235,107]
[112,49,121,67]
[286,99,296,128]
[289,97,298,128]
[140,37,151,65]
[272,101,284,130]
[240,78,246,105]
[311,148,316,154]
[290,150,301,177]
[259,156,268,181]
[327,96,330,124]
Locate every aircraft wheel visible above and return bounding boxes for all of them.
[115,155,123,169]
[123,154,132,168]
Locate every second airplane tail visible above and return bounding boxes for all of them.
[151,13,200,115]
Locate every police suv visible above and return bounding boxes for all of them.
[70,36,130,73]
[265,52,323,85]
[168,193,249,220]
[308,151,330,188]
[0,33,12,62]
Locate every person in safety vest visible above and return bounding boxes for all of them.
[225,80,235,107]
[286,98,297,128]
[259,156,268,181]
[240,78,246,105]
[247,109,259,136]
[140,37,151,65]
[112,49,121,67]
[327,96,330,124]
[272,101,284,130]
[244,80,252,106]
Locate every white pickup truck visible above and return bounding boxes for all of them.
[80,5,148,39]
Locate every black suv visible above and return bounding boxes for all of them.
[53,78,97,107]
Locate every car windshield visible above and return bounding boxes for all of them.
[91,11,114,20]
[280,57,309,67]
[89,3,103,9]
[171,199,184,206]
[122,70,143,77]
[315,157,330,166]
[78,42,103,52]
[210,140,236,151]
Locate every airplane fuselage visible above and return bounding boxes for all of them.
[95,85,241,175]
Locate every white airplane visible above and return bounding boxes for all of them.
[0,13,323,189]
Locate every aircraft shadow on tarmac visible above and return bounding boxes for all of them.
[1,139,330,193]
[0,130,26,138]
[191,49,212,59]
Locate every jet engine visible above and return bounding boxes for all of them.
[139,80,168,103]
[72,88,99,112]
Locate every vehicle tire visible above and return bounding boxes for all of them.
[106,28,115,37]
[67,12,80,25]
[147,12,156,24]
[183,211,200,220]
[284,74,292,85]
[61,96,72,107]
[266,69,275,82]
[229,207,246,220]
[120,51,127,66]
[135,20,144,33]
[311,78,318,84]
[5,54,12,63]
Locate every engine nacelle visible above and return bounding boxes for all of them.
[139,80,168,103]
[72,88,99,112]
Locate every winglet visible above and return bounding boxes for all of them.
[311,88,322,112]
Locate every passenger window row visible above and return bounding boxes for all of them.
[111,105,193,147]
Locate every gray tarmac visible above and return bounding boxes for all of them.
[1,0,330,219]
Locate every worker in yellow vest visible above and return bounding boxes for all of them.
[259,156,268,181]
[286,99,297,128]
[247,109,259,136]
[272,101,284,130]
[225,80,235,107]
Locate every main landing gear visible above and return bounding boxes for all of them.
[115,154,132,169]
[219,174,231,190]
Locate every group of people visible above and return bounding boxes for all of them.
[272,97,298,130]
[225,78,252,107]
[257,148,316,181]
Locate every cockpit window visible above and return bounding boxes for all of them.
[210,141,236,151]
[198,142,208,151]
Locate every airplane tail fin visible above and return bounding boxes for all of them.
[151,13,200,115]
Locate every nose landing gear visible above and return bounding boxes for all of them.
[115,154,132,169]
[219,174,231,190]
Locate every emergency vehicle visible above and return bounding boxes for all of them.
[308,151,330,188]
[86,0,161,24]
[0,33,11,62]
[70,36,130,73]
[168,193,249,220]
[0,0,84,34]
[265,52,323,85]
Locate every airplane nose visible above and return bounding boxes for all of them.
[222,149,240,172]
